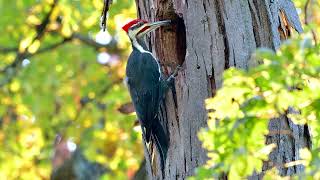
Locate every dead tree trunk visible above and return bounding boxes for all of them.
[134,0,310,179]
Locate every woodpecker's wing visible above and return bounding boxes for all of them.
[126,52,162,140]
[126,51,169,170]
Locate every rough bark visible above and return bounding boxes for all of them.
[135,0,309,179]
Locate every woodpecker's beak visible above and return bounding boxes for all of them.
[137,20,171,38]
[146,20,171,29]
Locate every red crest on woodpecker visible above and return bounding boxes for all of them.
[122,19,148,33]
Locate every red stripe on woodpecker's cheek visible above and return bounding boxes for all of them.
[138,26,150,35]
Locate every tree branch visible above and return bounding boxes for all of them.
[26,38,71,57]
[0,0,60,87]
[60,78,123,134]
[71,33,117,49]
[0,0,121,88]
[0,0,58,55]
[0,46,18,53]
[0,30,120,88]
[33,0,59,42]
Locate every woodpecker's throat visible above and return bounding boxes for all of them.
[131,37,149,54]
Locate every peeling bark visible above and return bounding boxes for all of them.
[135,0,309,179]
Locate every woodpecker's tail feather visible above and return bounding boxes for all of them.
[151,118,168,173]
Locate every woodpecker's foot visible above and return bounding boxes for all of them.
[166,65,182,83]
[161,65,182,94]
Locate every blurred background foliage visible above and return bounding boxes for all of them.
[0,0,319,180]
[192,0,320,179]
[0,0,142,179]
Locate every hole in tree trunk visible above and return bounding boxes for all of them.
[172,15,186,65]
[156,12,186,71]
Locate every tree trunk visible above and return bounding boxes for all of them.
[134,0,309,179]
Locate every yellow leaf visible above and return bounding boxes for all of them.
[10,80,20,92]
[19,127,44,159]
[83,14,99,28]
[1,97,11,105]
[66,106,76,119]
[50,6,60,22]
[61,24,72,37]
[27,40,40,54]
[88,92,95,99]
[300,148,312,161]
[16,104,29,115]
[55,64,63,72]
[26,15,41,25]
[46,0,54,4]
[83,118,92,128]
[19,37,33,52]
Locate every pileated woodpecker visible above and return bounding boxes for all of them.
[122,19,178,171]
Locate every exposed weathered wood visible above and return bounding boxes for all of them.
[135,0,309,179]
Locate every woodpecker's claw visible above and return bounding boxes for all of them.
[172,65,182,77]
[167,65,181,82]
[165,65,182,86]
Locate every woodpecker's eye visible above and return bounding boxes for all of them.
[130,22,144,30]
[137,21,144,26]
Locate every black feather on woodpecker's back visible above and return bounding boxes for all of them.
[122,19,175,174]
